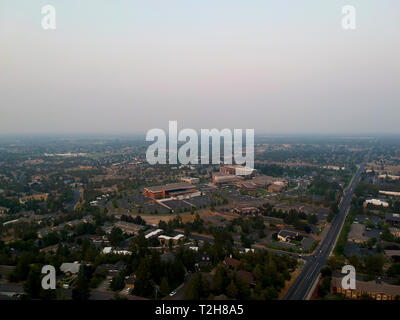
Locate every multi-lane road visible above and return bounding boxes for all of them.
[283,157,369,300]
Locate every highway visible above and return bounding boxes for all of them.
[283,155,369,300]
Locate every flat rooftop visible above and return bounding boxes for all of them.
[144,182,196,193]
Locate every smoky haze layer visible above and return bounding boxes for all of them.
[0,0,399,134]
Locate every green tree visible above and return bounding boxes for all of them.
[110,274,125,292]
[184,273,210,300]
[326,256,345,270]
[133,258,153,297]
[160,277,170,296]
[129,231,148,257]
[318,276,331,298]
[226,280,238,298]
[365,254,385,277]
[72,267,91,300]
[109,227,124,246]
[366,237,377,249]
[213,265,228,294]
[388,262,400,277]
[24,265,42,299]
[7,251,35,282]
[320,266,332,278]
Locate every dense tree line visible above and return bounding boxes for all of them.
[185,250,297,300]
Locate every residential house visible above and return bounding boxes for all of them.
[158,234,184,246]
[223,257,241,269]
[0,206,10,214]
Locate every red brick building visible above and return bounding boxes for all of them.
[143,182,196,199]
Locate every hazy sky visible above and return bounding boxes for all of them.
[1,1,399,134]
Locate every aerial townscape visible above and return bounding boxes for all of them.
[1,2,400,315]
[1,135,400,301]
